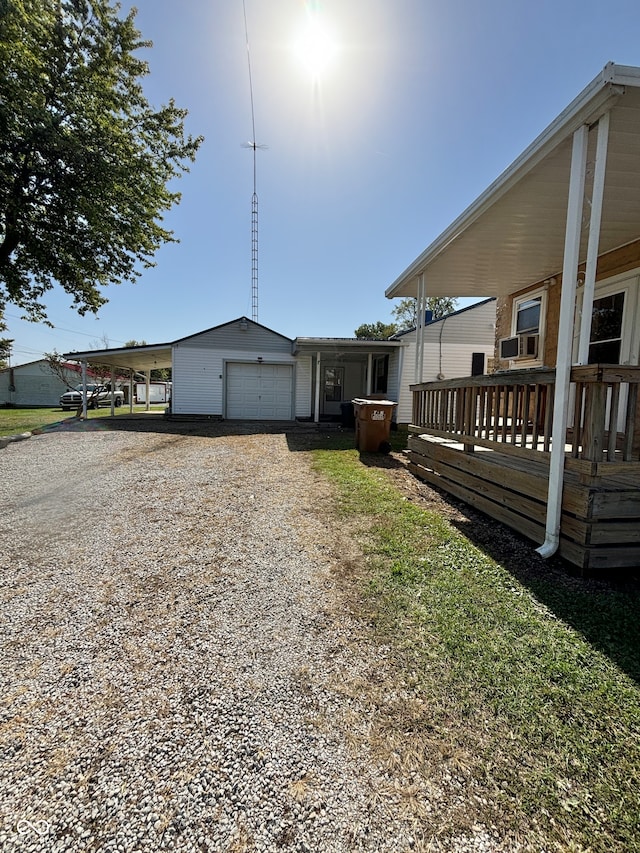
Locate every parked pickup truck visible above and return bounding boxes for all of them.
[60,384,125,411]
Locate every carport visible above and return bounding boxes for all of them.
[63,343,172,418]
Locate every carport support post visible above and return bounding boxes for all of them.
[145,372,151,412]
[129,370,134,413]
[81,359,88,419]
[366,353,373,396]
[110,368,116,416]
[536,123,589,559]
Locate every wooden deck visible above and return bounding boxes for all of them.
[408,366,640,572]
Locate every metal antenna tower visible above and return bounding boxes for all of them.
[242,0,266,324]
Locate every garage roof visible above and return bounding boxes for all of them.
[385,63,640,299]
[63,316,289,372]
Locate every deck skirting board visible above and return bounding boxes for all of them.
[407,434,640,572]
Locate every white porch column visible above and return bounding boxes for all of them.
[145,372,151,412]
[314,351,321,423]
[578,111,610,364]
[110,367,116,416]
[397,345,405,407]
[537,124,589,559]
[366,353,373,396]
[81,359,88,419]
[415,273,426,384]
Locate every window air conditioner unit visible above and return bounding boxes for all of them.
[499,334,539,360]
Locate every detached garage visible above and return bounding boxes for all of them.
[171,317,311,420]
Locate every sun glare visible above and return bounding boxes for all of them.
[293,16,338,79]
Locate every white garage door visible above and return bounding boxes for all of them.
[226,362,293,420]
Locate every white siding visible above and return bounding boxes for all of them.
[395,300,496,424]
[173,348,301,416]
[386,349,401,409]
[294,356,312,418]
[178,320,292,354]
[172,346,222,415]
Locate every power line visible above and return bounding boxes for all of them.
[10,345,45,356]
[3,312,126,344]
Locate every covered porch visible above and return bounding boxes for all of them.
[408,366,640,570]
[385,63,640,571]
[293,338,403,423]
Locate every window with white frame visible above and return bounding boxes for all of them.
[515,295,542,335]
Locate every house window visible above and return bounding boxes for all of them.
[588,291,624,364]
[515,296,542,335]
[324,367,344,402]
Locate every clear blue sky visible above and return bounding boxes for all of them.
[7,0,640,364]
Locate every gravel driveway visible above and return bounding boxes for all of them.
[0,421,499,853]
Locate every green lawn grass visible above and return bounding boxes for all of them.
[0,406,165,436]
[311,435,640,851]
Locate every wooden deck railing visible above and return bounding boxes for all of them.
[570,365,640,462]
[410,365,640,463]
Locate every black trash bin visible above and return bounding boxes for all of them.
[340,401,355,428]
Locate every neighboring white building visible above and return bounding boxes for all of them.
[389,298,497,424]
[0,359,82,407]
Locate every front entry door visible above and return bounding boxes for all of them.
[323,366,344,417]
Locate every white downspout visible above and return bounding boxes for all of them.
[314,351,321,423]
[81,359,88,419]
[577,111,610,363]
[536,124,589,559]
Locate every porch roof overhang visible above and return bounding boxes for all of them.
[385,63,640,300]
[292,338,404,356]
[63,343,172,374]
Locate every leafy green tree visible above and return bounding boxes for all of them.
[392,296,458,331]
[354,320,398,340]
[0,0,203,322]
[0,314,13,368]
